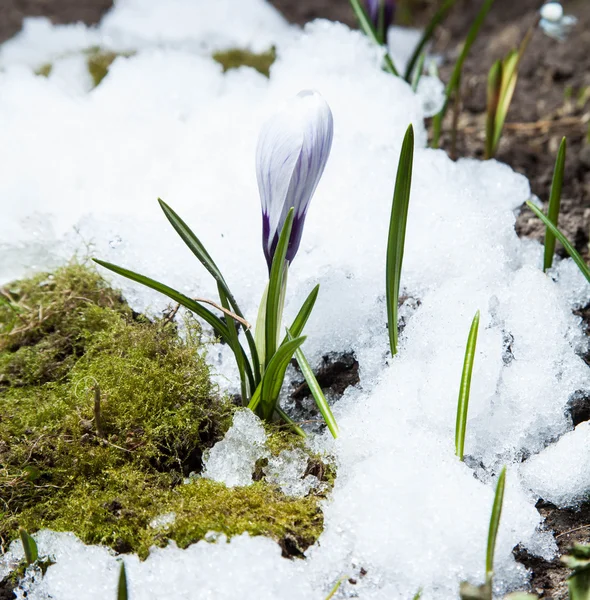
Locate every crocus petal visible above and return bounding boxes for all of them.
[256,90,333,269]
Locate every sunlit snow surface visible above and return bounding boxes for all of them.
[1,0,590,598]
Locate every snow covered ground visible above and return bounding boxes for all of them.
[1,0,590,598]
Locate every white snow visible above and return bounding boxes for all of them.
[1,0,590,598]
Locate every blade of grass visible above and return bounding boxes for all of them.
[411,51,427,93]
[117,562,128,600]
[485,59,502,160]
[404,0,458,82]
[525,200,590,284]
[287,328,339,439]
[265,208,294,366]
[386,124,414,356]
[348,0,399,76]
[543,138,567,271]
[455,310,480,461]
[280,284,320,343]
[19,528,38,565]
[158,198,261,383]
[432,0,495,148]
[486,466,507,582]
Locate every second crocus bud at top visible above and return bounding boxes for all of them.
[256,90,334,272]
[365,0,396,43]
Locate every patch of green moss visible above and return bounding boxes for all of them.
[0,263,330,558]
[212,47,276,77]
[85,48,135,88]
[34,63,53,78]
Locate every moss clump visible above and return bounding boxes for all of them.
[34,63,53,78]
[85,48,135,88]
[0,263,329,558]
[212,47,276,77]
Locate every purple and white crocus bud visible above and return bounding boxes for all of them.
[364,0,396,41]
[256,90,334,272]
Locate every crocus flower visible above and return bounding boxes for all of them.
[365,0,396,41]
[256,90,333,271]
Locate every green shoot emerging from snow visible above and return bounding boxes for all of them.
[386,124,415,356]
[455,311,480,461]
[543,137,567,272]
[432,0,495,148]
[526,200,590,285]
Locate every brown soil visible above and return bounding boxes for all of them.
[2,0,590,598]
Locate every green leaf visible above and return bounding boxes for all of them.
[563,544,590,600]
[284,284,320,341]
[411,52,427,93]
[543,138,567,272]
[432,0,495,148]
[404,0,457,82]
[117,562,128,600]
[265,208,294,366]
[455,310,480,461]
[486,466,507,580]
[525,200,590,284]
[19,528,38,565]
[485,60,502,160]
[348,0,399,76]
[158,198,261,382]
[93,259,232,341]
[287,328,339,439]
[386,124,414,356]
[249,335,306,420]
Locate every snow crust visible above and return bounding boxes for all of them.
[1,0,590,598]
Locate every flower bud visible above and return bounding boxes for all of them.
[365,0,396,42]
[256,90,333,271]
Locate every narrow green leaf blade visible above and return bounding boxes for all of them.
[287,328,339,439]
[386,124,414,356]
[256,335,306,420]
[432,0,495,147]
[486,466,507,579]
[455,310,480,461]
[158,198,261,381]
[93,259,232,341]
[117,562,128,600]
[265,209,294,365]
[543,138,567,271]
[348,0,399,76]
[285,284,320,341]
[485,60,502,160]
[19,528,38,565]
[526,200,590,284]
[404,0,457,82]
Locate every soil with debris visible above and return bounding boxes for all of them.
[2,1,590,599]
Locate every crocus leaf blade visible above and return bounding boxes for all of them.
[386,124,414,356]
[543,138,567,271]
[526,200,590,284]
[158,198,261,381]
[285,284,320,340]
[348,0,399,75]
[287,328,339,439]
[404,0,457,81]
[455,310,480,461]
[486,466,507,579]
[485,60,502,159]
[92,259,233,342]
[432,0,495,147]
[274,405,306,437]
[118,562,128,600]
[19,528,38,565]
